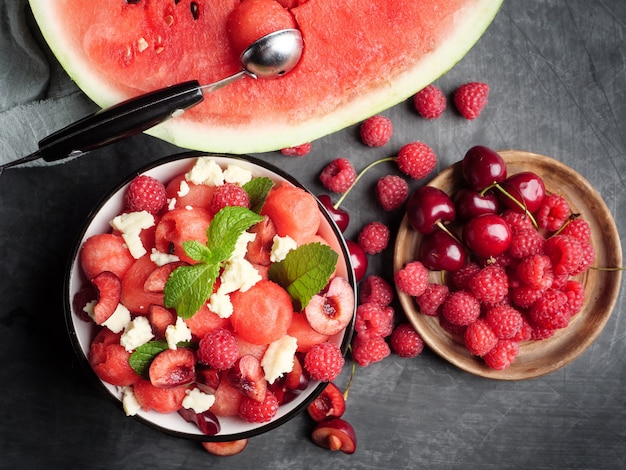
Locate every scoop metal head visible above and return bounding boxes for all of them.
[240,29,303,79]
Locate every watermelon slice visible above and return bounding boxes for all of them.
[28,0,502,154]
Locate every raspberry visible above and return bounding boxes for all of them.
[571,242,595,275]
[544,234,584,275]
[376,175,409,211]
[512,315,533,342]
[485,305,523,339]
[126,175,167,214]
[453,81,489,120]
[452,262,480,291]
[359,275,394,307]
[197,328,239,370]
[239,391,279,423]
[416,283,449,316]
[515,254,553,290]
[209,182,250,214]
[355,303,394,340]
[536,194,570,231]
[304,342,345,381]
[530,325,556,341]
[560,218,591,243]
[467,265,508,307]
[351,335,391,367]
[394,261,429,297]
[464,319,498,356]
[358,221,390,254]
[510,285,544,309]
[484,339,519,370]
[319,158,357,193]
[413,84,447,119]
[563,279,585,316]
[389,323,424,358]
[360,115,393,147]
[280,142,312,157]
[442,291,481,326]
[396,142,437,180]
[508,228,545,259]
[528,288,570,330]
[501,210,535,235]
[439,315,467,337]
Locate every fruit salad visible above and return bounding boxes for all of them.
[69,155,355,438]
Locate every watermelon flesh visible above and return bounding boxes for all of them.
[29,0,503,154]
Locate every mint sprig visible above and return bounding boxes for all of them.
[243,177,274,214]
[164,206,263,318]
[268,242,338,311]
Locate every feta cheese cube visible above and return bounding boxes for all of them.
[101,303,132,334]
[119,386,141,416]
[208,292,233,319]
[261,335,297,384]
[270,234,297,262]
[186,157,224,186]
[223,164,252,186]
[110,210,155,259]
[218,257,262,295]
[182,387,216,414]
[165,316,192,350]
[177,179,190,197]
[120,316,154,352]
[149,248,180,267]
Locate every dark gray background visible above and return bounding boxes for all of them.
[1,1,625,468]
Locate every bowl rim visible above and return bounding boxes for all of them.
[64,151,356,441]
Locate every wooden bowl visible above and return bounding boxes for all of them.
[394,150,622,380]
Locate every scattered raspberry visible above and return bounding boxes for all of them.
[351,335,391,367]
[485,305,523,340]
[396,142,437,180]
[484,339,520,370]
[416,283,449,316]
[394,261,429,297]
[319,158,357,193]
[358,221,390,254]
[559,218,591,243]
[501,210,535,235]
[360,115,393,147]
[571,242,595,275]
[464,319,498,356]
[443,291,481,326]
[376,175,409,211]
[563,279,585,316]
[508,228,545,259]
[528,288,570,330]
[197,328,239,370]
[536,194,570,231]
[543,234,584,275]
[359,275,394,307]
[452,262,481,291]
[304,342,345,381]
[413,84,447,119]
[467,265,508,307]
[126,175,167,214]
[515,254,553,290]
[355,303,394,340]
[209,182,250,214]
[389,323,424,358]
[453,82,489,119]
[239,391,279,423]
[280,142,312,157]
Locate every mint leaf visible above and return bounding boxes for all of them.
[164,262,221,318]
[181,240,212,263]
[268,242,338,311]
[243,177,274,213]
[205,206,264,260]
[129,340,196,377]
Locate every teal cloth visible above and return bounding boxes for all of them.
[0,0,97,167]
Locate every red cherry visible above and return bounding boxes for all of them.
[406,186,456,235]
[318,194,349,232]
[499,171,546,215]
[346,240,367,282]
[311,418,357,454]
[462,213,512,258]
[454,187,501,220]
[461,146,507,191]
[418,230,467,272]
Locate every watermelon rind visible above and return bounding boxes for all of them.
[28,0,503,154]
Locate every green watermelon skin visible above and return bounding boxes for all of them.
[29,0,503,154]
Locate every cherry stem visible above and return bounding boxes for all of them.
[435,220,464,247]
[482,182,538,229]
[334,157,397,209]
[343,354,356,401]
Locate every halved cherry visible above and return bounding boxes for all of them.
[148,348,196,388]
[91,271,122,325]
[304,276,355,336]
[227,354,267,403]
[311,418,357,454]
[201,439,248,456]
[178,408,221,436]
[143,261,187,292]
[307,382,346,422]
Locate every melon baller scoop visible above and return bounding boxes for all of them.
[0,28,303,176]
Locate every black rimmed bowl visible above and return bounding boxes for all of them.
[64,152,356,441]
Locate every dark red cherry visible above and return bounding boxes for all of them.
[418,230,467,272]
[462,213,512,259]
[406,186,456,235]
[499,171,546,214]
[454,187,501,220]
[346,240,367,282]
[461,146,507,191]
[318,194,349,232]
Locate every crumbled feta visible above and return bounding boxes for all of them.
[223,164,252,186]
[120,316,154,352]
[182,387,215,414]
[177,179,190,197]
[261,335,297,384]
[186,157,224,186]
[119,386,141,416]
[167,198,177,211]
[270,234,297,262]
[218,257,262,295]
[165,316,192,350]
[101,303,132,334]
[185,205,193,211]
[83,300,96,321]
[110,211,155,259]
[232,231,256,260]
[208,292,233,319]
[149,248,180,267]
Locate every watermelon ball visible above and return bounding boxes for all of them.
[227,0,297,57]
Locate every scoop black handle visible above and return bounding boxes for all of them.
[38,80,204,162]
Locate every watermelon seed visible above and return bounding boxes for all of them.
[190,2,199,20]
[126,0,141,3]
